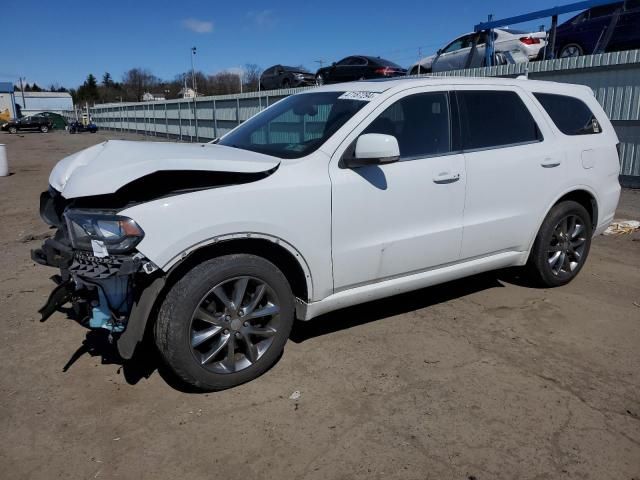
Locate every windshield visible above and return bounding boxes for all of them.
[218,92,369,159]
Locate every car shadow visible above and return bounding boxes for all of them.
[59,267,535,391]
[289,270,510,343]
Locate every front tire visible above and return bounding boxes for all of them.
[8,126,17,134]
[154,254,295,391]
[528,201,592,287]
[315,74,324,86]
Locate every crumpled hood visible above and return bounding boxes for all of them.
[50,140,280,198]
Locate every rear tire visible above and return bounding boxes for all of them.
[154,254,295,391]
[559,43,584,58]
[527,201,592,287]
[315,74,324,86]
[40,125,49,133]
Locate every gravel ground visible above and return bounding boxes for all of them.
[0,130,639,480]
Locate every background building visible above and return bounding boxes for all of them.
[0,82,17,121]
[14,91,73,116]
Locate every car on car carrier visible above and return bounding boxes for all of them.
[33,76,621,391]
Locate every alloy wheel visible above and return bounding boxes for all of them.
[560,45,582,58]
[547,214,587,276]
[189,276,281,374]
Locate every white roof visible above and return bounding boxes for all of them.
[16,91,72,98]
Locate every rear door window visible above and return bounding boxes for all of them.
[455,90,542,150]
[362,92,451,159]
[533,93,602,135]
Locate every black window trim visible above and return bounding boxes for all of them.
[532,91,602,136]
[452,89,545,154]
[340,90,461,167]
[396,91,457,162]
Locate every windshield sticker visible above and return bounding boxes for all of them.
[338,91,379,102]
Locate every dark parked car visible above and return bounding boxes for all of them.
[315,56,407,85]
[260,65,315,90]
[1,116,53,134]
[68,121,98,134]
[555,1,640,58]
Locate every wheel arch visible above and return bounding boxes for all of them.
[117,234,313,360]
[527,187,599,255]
[163,234,313,304]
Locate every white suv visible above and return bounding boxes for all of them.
[33,77,621,390]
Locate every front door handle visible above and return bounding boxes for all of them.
[541,158,561,168]
[433,172,461,184]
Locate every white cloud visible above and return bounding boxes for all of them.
[247,10,276,28]
[181,18,214,34]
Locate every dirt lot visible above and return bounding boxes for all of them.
[1,130,639,480]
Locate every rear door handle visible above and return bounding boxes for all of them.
[433,172,461,184]
[541,158,561,168]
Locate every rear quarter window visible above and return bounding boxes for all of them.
[533,93,602,135]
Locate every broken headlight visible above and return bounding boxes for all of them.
[64,210,144,255]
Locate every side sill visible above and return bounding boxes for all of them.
[298,251,526,321]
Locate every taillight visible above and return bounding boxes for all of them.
[520,37,541,45]
[374,67,396,76]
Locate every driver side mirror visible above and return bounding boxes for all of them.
[342,134,400,168]
[437,49,443,55]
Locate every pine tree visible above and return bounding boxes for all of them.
[102,72,113,87]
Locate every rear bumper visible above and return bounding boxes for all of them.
[594,181,621,236]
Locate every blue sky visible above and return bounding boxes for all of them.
[4,0,576,88]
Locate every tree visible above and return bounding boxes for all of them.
[122,68,159,102]
[48,83,68,93]
[208,72,243,95]
[102,72,113,87]
[243,64,262,92]
[76,74,99,104]
[68,88,78,105]
[31,83,43,92]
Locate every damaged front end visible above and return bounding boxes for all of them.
[32,188,161,357]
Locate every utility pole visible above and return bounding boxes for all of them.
[190,47,199,142]
[417,48,422,75]
[239,71,243,94]
[314,60,324,69]
[19,77,26,112]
